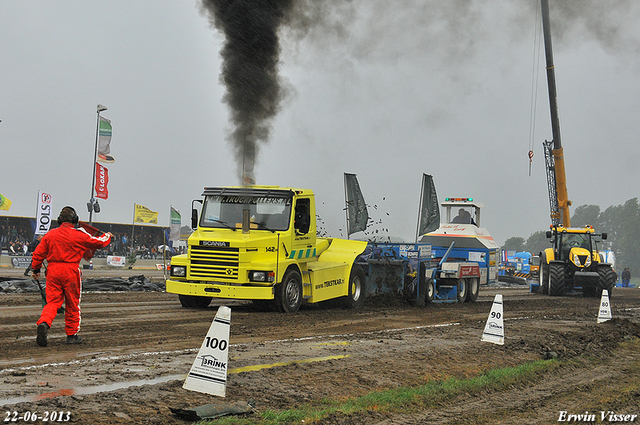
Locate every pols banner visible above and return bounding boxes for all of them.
[35,191,53,235]
[95,163,109,200]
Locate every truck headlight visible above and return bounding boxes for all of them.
[249,271,275,282]
[171,265,187,277]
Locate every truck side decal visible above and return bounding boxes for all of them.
[288,248,317,260]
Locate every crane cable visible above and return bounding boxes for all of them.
[528,1,543,177]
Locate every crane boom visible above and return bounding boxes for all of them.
[541,0,571,226]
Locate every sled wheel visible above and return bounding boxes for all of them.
[466,278,479,302]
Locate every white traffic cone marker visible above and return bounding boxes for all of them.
[183,306,231,397]
[481,294,504,345]
[597,290,612,323]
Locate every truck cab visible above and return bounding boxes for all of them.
[166,186,367,312]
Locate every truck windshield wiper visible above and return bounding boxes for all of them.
[254,222,277,232]
[211,219,237,231]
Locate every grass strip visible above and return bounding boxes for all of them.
[199,359,559,425]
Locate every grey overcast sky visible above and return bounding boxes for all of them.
[1,0,639,246]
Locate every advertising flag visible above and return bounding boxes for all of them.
[344,173,369,236]
[97,116,115,163]
[0,193,11,211]
[169,207,181,241]
[95,163,109,200]
[35,191,54,235]
[134,204,158,224]
[416,174,440,238]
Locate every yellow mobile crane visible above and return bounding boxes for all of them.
[537,0,616,296]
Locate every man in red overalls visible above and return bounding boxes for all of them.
[31,206,112,347]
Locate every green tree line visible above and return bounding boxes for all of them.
[502,198,639,276]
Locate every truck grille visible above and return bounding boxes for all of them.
[189,245,239,280]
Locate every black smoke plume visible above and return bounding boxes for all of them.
[200,0,295,184]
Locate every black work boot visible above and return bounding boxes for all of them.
[36,323,49,347]
[66,335,84,345]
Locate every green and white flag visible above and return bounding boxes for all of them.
[169,207,181,241]
[97,116,115,163]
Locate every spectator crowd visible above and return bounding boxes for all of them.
[0,224,185,259]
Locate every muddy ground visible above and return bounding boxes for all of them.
[1,268,640,424]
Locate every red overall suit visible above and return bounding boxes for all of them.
[32,223,111,336]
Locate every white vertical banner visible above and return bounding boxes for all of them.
[183,306,231,397]
[35,191,54,235]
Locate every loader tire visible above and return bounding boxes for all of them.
[179,295,212,309]
[276,269,303,313]
[344,266,366,309]
[597,265,616,297]
[466,278,479,302]
[539,255,549,295]
[548,263,566,296]
[456,279,467,303]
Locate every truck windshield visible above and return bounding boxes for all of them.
[200,195,292,231]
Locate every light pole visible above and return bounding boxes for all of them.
[88,104,107,225]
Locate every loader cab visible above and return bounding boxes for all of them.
[557,232,590,261]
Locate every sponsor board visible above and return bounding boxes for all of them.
[11,257,32,268]
[107,256,126,267]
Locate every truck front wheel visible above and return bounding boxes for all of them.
[179,294,212,309]
[277,269,303,313]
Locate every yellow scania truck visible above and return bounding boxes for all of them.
[165,186,367,312]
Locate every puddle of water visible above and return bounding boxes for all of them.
[0,354,351,407]
[0,374,185,407]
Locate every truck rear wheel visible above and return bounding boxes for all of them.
[466,278,479,302]
[179,295,212,309]
[344,266,366,309]
[277,269,303,313]
[548,263,566,296]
